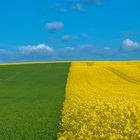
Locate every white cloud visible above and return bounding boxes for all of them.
[19,44,54,54]
[73,3,84,12]
[53,3,68,12]
[63,47,75,51]
[48,34,89,43]
[46,0,102,13]
[36,44,54,52]
[122,39,140,51]
[62,35,78,42]
[45,22,64,32]
[76,44,95,49]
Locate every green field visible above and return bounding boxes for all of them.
[0,63,70,140]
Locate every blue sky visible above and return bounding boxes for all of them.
[0,0,140,62]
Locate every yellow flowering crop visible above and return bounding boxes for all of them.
[58,61,140,140]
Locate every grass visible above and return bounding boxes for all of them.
[0,63,70,140]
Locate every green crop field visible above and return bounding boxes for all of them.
[0,63,70,140]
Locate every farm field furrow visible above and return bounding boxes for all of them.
[104,67,140,84]
[0,63,70,140]
[58,61,140,140]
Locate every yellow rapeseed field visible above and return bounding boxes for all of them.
[58,61,140,140]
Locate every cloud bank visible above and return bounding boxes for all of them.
[1,39,140,63]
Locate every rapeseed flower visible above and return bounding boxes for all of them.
[58,62,140,140]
